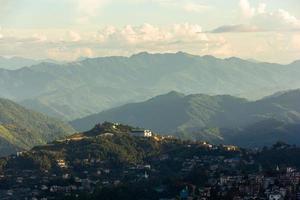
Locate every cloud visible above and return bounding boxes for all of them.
[0,23,224,60]
[252,9,300,31]
[65,31,81,42]
[32,34,48,42]
[95,23,208,45]
[47,47,94,61]
[291,34,300,51]
[0,23,298,63]
[239,0,255,18]
[257,3,266,14]
[211,24,260,33]
[214,1,300,33]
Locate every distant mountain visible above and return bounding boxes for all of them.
[71,89,300,146]
[0,56,38,70]
[0,56,61,70]
[223,119,300,147]
[1,52,300,120]
[0,98,74,156]
[70,91,247,133]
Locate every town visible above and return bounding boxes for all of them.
[0,123,300,200]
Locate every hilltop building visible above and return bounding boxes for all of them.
[130,129,152,137]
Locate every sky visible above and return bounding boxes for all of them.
[0,0,299,63]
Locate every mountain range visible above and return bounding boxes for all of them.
[71,89,300,147]
[0,98,74,156]
[1,52,300,120]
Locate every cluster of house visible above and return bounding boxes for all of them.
[1,127,300,200]
[0,152,155,200]
[175,168,300,200]
[2,146,299,199]
[173,154,300,200]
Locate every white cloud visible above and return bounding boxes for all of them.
[32,34,47,42]
[239,0,255,18]
[0,23,222,60]
[47,47,94,61]
[291,34,300,51]
[252,9,300,31]
[222,1,300,32]
[257,3,266,14]
[65,31,81,42]
[95,23,208,46]
[0,23,298,63]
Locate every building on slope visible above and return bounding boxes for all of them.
[130,129,152,137]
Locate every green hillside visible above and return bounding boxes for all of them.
[70,91,247,134]
[0,98,75,156]
[223,119,300,147]
[71,90,300,146]
[1,122,238,173]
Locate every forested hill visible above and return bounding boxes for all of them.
[71,89,300,147]
[0,98,74,156]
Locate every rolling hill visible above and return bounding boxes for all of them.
[0,98,75,156]
[1,52,300,120]
[71,89,300,146]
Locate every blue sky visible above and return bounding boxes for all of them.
[0,0,299,63]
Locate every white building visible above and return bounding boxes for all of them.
[130,129,152,137]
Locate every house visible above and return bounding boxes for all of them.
[223,145,239,151]
[130,129,152,137]
[269,193,283,200]
[56,159,67,168]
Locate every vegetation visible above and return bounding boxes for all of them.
[71,89,300,147]
[1,122,237,173]
[0,52,299,120]
[0,98,74,156]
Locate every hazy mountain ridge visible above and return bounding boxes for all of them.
[0,98,75,156]
[71,89,300,147]
[0,52,300,120]
[0,56,38,70]
[0,56,61,70]
[223,118,300,147]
